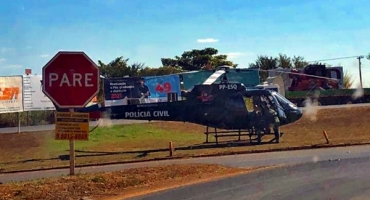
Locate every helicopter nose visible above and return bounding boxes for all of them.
[296,108,303,120]
[293,108,303,122]
[287,107,303,123]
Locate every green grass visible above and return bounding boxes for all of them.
[0,122,207,172]
[44,123,203,156]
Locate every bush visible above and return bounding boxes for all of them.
[0,111,55,128]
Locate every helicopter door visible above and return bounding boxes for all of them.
[225,94,248,115]
[275,99,287,120]
[264,94,287,121]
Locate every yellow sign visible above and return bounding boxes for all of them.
[243,97,254,112]
[55,112,90,140]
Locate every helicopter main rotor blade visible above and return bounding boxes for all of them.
[203,70,225,85]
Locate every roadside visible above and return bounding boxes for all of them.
[0,164,267,200]
[1,106,370,173]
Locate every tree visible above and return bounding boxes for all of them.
[161,47,237,71]
[248,55,278,82]
[343,70,354,89]
[277,53,292,68]
[139,66,184,76]
[248,54,309,82]
[96,56,146,102]
[367,53,370,60]
[98,57,144,78]
[292,56,309,68]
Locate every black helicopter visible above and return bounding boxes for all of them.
[70,69,303,132]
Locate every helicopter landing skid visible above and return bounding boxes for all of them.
[204,126,282,145]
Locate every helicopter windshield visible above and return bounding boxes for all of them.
[271,91,297,108]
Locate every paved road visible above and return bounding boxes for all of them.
[2,144,370,183]
[128,156,370,200]
[0,119,150,133]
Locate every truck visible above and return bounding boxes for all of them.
[256,64,370,107]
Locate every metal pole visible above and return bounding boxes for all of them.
[17,112,20,133]
[69,108,75,175]
[358,56,364,88]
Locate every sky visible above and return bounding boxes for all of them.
[0,0,369,88]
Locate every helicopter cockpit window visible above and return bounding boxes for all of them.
[260,95,275,109]
[272,91,297,108]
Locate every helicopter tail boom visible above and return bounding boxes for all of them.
[97,101,186,122]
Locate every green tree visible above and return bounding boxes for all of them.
[367,53,370,60]
[248,54,309,82]
[96,56,146,102]
[161,47,237,71]
[343,70,354,89]
[248,55,278,82]
[292,56,309,68]
[98,57,144,78]
[139,66,184,76]
[277,53,292,68]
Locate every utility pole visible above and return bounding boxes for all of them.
[358,55,364,88]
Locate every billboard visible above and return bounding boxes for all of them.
[0,76,23,113]
[144,74,182,102]
[104,74,182,106]
[104,77,141,107]
[23,75,55,111]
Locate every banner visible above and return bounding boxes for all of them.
[104,75,182,106]
[144,74,182,102]
[23,75,55,111]
[0,76,23,113]
[104,77,141,106]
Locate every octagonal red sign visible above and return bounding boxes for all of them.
[42,51,100,108]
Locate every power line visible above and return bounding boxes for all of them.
[246,68,340,81]
[307,55,363,63]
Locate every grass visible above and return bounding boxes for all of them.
[0,164,259,200]
[46,122,201,155]
[0,122,205,172]
[1,106,370,172]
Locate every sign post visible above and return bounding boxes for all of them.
[69,108,75,175]
[42,51,99,175]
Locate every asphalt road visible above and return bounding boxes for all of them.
[2,144,370,184]
[128,156,370,200]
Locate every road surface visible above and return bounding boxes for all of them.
[128,156,370,200]
[2,144,370,184]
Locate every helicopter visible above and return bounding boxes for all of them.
[68,69,303,135]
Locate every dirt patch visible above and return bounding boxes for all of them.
[281,106,370,143]
[0,164,256,200]
[0,132,40,151]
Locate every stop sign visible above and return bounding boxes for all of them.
[42,51,100,109]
